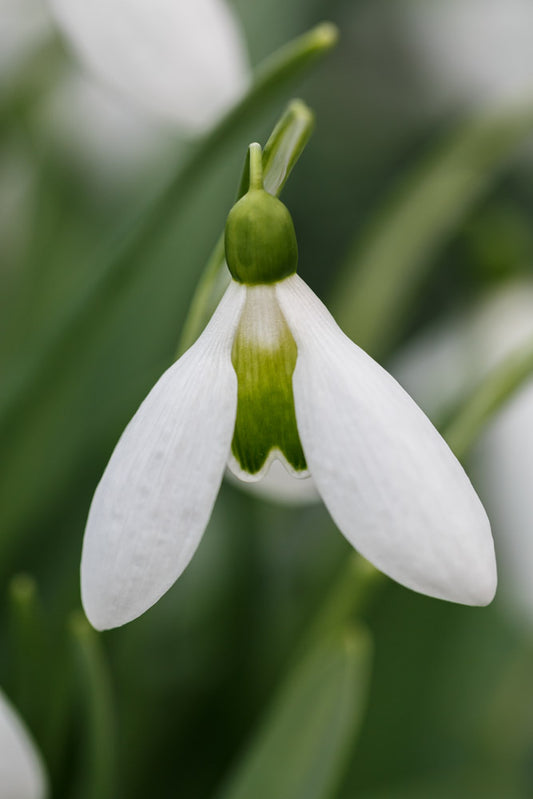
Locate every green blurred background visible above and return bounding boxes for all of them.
[2,0,533,797]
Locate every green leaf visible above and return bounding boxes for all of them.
[331,104,533,358]
[243,98,315,198]
[7,575,70,775]
[217,626,372,799]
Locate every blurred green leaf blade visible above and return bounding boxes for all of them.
[217,625,372,799]
[70,613,116,799]
[332,104,533,357]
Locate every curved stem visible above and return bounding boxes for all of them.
[442,337,533,460]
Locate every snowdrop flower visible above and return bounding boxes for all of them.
[0,688,47,799]
[81,144,496,630]
[46,0,249,132]
[393,282,533,624]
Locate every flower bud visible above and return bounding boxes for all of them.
[225,188,298,284]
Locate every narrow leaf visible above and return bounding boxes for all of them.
[69,614,115,799]
[217,626,372,799]
[332,105,533,357]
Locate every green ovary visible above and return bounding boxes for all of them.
[231,288,307,477]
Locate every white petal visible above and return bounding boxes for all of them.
[81,281,245,630]
[0,689,47,799]
[46,0,250,131]
[276,275,496,606]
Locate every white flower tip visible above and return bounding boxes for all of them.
[463,545,498,607]
[81,549,178,630]
[80,577,132,632]
[80,281,245,630]
[0,689,47,799]
[402,510,498,608]
[81,512,192,632]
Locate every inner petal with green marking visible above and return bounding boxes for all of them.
[229,284,308,481]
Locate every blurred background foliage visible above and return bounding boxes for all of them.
[3,0,533,797]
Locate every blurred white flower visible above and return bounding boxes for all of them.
[0,688,47,799]
[39,70,173,182]
[402,0,533,112]
[46,0,250,132]
[81,164,495,630]
[393,281,533,623]
[2,0,249,182]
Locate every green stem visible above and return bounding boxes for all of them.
[8,575,70,777]
[70,613,116,799]
[8,575,44,728]
[442,337,533,460]
[0,24,337,442]
[248,143,264,190]
[301,555,383,658]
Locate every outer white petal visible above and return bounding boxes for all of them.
[46,0,250,131]
[276,275,496,606]
[0,689,47,799]
[81,281,245,630]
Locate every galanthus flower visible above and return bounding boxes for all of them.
[81,144,496,631]
[0,688,47,799]
[46,0,249,132]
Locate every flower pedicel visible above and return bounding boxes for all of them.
[81,143,497,630]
